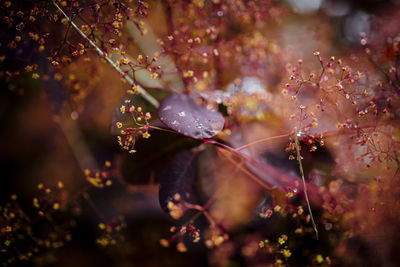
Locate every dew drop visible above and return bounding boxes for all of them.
[163,105,172,111]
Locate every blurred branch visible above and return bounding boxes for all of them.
[126,21,184,93]
[52,0,160,108]
[57,113,97,171]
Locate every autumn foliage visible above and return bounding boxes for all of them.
[1,0,400,266]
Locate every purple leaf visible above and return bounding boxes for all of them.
[158,94,225,139]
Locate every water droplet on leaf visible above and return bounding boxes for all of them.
[158,94,225,139]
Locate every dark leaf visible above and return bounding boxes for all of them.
[119,130,201,185]
[158,150,199,212]
[197,148,217,201]
[158,94,225,139]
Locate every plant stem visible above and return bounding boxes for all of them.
[216,148,273,191]
[52,0,159,108]
[235,133,290,151]
[294,129,318,240]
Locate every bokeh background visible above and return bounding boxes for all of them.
[1,0,400,266]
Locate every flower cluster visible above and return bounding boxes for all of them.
[116,101,152,153]
[0,182,71,265]
[85,161,113,188]
[96,216,126,247]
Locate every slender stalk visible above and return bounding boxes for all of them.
[235,133,290,151]
[216,147,273,191]
[52,1,160,108]
[148,125,178,134]
[294,129,318,240]
[205,139,297,191]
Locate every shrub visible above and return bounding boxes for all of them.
[1,0,400,266]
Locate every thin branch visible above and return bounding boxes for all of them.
[235,133,290,151]
[52,0,160,108]
[216,147,273,191]
[148,125,178,134]
[205,139,299,191]
[294,129,318,240]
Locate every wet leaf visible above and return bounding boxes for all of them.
[158,94,225,139]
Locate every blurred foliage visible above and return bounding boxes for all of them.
[1,0,400,266]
